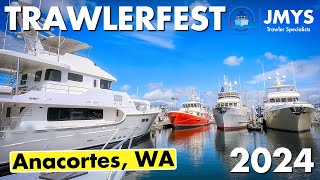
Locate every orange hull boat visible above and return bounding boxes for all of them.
[167,111,210,129]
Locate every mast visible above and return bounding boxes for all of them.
[262,64,266,89]
[239,75,242,93]
[291,61,297,90]
[136,85,139,99]
[57,0,63,61]
[15,58,20,95]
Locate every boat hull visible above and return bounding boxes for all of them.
[0,112,158,166]
[213,107,248,131]
[265,105,314,132]
[167,111,209,129]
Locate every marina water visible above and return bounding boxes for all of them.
[124,125,320,180]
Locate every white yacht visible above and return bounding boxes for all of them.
[263,72,315,132]
[0,0,158,167]
[312,103,320,125]
[213,76,248,131]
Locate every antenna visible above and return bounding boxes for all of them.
[136,85,139,99]
[256,81,260,105]
[238,75,242,93]
[57,0,64,62]
[35,0,42,55]
[218,77,221,92]
[262,64,266,89]
[291,61,297,90]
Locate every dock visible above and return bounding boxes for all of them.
[152,121,173,130]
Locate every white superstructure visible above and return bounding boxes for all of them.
[0,0,158,167]
[213,75,248,130]
[263,72,315,132]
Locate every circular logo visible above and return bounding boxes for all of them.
[228,6,255,31]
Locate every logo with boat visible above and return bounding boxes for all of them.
[228,6,255,31]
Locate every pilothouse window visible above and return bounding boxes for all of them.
[45,69,61,82]
[100,79,112,90]
[34,71,42,82]
[6,107,11,117]
[47,108,103,121]
[93,80,97,87]
[68,73,83,82]
[20,74,27,85]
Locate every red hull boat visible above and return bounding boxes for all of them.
[168,111,210,128]
[167,91,210,129]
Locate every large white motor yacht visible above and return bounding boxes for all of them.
[0,0,159,167]
[213,75,248,131]
[263,72,315,132]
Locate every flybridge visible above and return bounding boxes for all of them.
[4,6,226,32]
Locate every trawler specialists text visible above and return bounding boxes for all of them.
[266,26,311,33]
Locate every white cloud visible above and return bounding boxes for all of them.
[264,52,287,62]
[127,33,175,50]
[147,82,164,90]
[38,0,97,18]
[120,84,131,91]
[117,0,209,50]
[224,56,244,66]
[247,57,320,85]
[143,89,175,100]
[189,0,210,10]
[245,56,320,105]
[143,86,196,101]
[142,83,217,107]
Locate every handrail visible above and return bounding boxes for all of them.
[43,82,88,94]
[107,127,139,180]
[5,82,89,95]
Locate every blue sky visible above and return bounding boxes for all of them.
[1,0,319,107]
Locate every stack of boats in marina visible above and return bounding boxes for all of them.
[212,72,316,133]
[262,72,315,132]
[213,75,249,131]
[167,91,210,129]
[0,0,159,176]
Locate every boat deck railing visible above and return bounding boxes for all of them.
[0,80,89,95]
[0,33,64,58]
[218,92,240,99]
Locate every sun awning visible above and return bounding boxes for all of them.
[41,36,91,55]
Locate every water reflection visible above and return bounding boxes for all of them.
[124,134,155,180]
[214,129,251,179]
[168,126,211,164]
[124,125,320,180]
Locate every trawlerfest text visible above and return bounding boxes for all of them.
[4,6,316,32]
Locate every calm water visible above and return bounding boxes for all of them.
[124,125,320,180]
